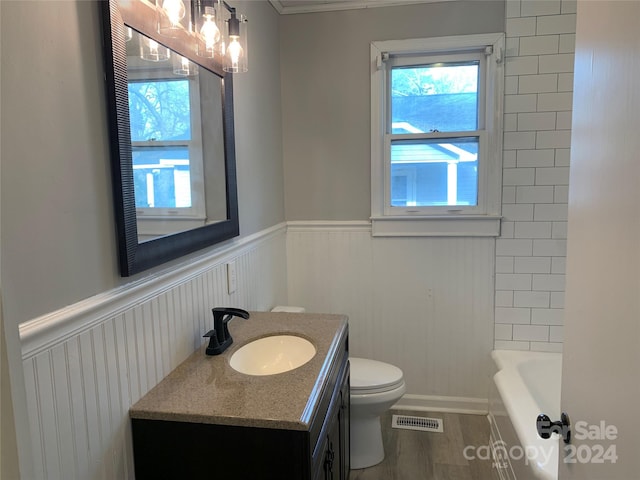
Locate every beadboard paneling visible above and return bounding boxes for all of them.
[287,221,495,402]
[19,221,496,479]
[19,225,287,480]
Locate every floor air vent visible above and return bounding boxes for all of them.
[392,414,443,433]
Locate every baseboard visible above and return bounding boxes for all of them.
[391,394,489,415]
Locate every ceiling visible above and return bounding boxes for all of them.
[269,0,450,15]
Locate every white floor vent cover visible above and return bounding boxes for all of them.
[392,414,443,433]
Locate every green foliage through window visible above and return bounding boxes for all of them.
[128,79,192,142]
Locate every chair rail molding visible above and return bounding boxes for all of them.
[19,222,288,480]
[19,222,287,360]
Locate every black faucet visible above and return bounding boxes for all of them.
[203,307,250,355]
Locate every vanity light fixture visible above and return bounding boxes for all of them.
[197,1,248,73]
[194,0,223,58]
[154,0,248,73]
[223,8,248,73]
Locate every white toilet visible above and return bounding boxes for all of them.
[349,357,406,469]
[270,307,406,470]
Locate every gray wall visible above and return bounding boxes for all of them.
[234,1,286,235]
[1,3,283,472]
[280,1,505,220]
[0,0,284,326]
[1,0,117,326]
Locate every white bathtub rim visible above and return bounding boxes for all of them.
[492,350,562,480]
[492,349,562,372]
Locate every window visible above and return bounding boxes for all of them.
[371,34,504,236]
[128,77,204,216]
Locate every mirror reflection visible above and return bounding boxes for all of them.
[102,0,239,277]
[126,28,227,242]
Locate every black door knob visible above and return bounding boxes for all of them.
[536,412,571,444]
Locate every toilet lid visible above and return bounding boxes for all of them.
[350,357,404,393]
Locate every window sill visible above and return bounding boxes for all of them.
[137,217,207,237]
[370,215,502,237]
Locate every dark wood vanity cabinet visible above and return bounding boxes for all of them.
[131,333,350,480]
[314,361,350,480]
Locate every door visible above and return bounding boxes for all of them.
[559,1,640,478]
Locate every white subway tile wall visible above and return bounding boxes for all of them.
[497,0,575,352]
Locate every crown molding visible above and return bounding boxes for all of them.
[268,0,454,15]
[269,0,285,13]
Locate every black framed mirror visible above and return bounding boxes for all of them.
[101,0,239,276]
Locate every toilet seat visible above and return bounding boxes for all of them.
[350,357,404,395]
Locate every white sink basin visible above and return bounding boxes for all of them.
[229,335,316,376]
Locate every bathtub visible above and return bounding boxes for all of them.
[489,350,562,480]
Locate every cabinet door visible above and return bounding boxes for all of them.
[314,353,350,480]
[339,368,350,479]
[325,415,341,480]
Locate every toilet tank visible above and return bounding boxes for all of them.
[271,306,306,313]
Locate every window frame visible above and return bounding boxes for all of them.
[371,33,505,237]
[127,69,208,238]
[385,51,485,214]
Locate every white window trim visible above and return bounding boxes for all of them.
[370,33,505,237]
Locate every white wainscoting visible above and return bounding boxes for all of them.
[287,221,495,412]
[18,224,287,480]
[18,220,497,479]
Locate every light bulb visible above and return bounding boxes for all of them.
[149,39,159,55]
[161,0,185,27]
[200,12,220,50]
[227,36,243,71]
[141,37,170,62]
[223,10,247,73]
[174,54,195,76]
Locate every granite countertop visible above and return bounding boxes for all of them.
[129,311,348,431]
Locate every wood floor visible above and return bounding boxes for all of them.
[350,410,498,480]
